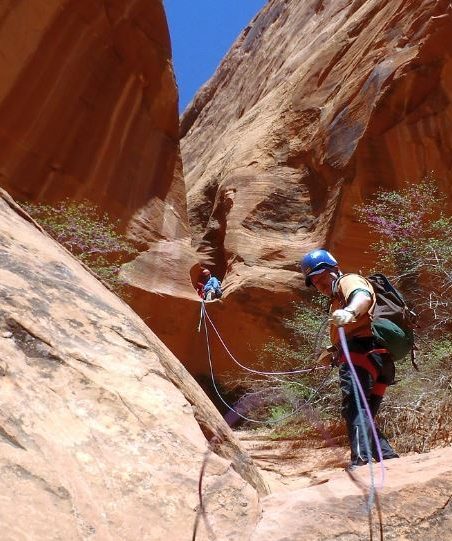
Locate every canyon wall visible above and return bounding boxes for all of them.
[0,188,266,540]
[0,0,202,370]
[178,0,452,378]
[0,0,188,245]
[0,187,450,541]
[1,0,450,382]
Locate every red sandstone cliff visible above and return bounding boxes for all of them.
[0,188,266,540]
[177,0,452,377]
[1,0,451,383]
[0,188,451,540]
[0,0,201,355]
[0,3,451,537]
[0,0,188,245]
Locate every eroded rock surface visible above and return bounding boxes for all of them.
[251,446,452,541]
[235,429,452,540]
[0,189,266,540]
[0,0,202,372]
[179,0,452,377]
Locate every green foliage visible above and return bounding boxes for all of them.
[379,335,452,452]
[268,404,293,423]
[356,175,452,451]
[223,294,340,434]
[23,199,138,298]
[262,295,330,366]
[356,175,452,330]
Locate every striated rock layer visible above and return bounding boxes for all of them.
[179,0,452,378]
[0,189,266,540]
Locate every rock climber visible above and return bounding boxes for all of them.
[300,249,399,470]
[199,268,222,301]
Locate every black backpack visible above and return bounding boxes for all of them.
[366,273,418,368]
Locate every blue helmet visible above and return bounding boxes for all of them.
[300,249,338,287]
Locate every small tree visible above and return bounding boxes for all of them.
[23,199,138,297]
[357,176,452,330]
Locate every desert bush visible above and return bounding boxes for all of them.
[22,199,138,297]
[357,176,452,330]
[222,295,343,439]
[379,336,452,452]
[355,175,451,450]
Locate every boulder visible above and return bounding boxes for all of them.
[0,189,266,540]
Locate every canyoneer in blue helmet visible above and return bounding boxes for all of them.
[300,249,339,287]
[299,249,399,470]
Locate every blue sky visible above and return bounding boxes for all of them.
[163,0,267,112]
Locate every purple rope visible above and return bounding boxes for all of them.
[339,327,385,489]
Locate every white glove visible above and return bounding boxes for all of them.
[331,309,355,326]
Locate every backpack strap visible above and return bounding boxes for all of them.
[332,273,375,313]
[331,273,349,306]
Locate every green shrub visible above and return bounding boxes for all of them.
[355,175,451,451]
[356,175,452,330]
[22,199,138,298]
[223,295,341,436]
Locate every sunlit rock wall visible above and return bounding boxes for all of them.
[0,0,203,371]
[0,188,267,539]
[178,0,452,378]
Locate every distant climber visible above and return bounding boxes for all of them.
[198,269,222,301]
[300,249,399,470]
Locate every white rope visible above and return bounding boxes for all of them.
[202,302,329,376]
[201,302,319,425]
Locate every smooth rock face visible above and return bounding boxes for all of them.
[0,190,265,540]
[0,0,201,373]
[0,0,187,242]
[251,446,452,541]
[178,0,452,377]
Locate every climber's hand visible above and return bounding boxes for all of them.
[331,309,355,327]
